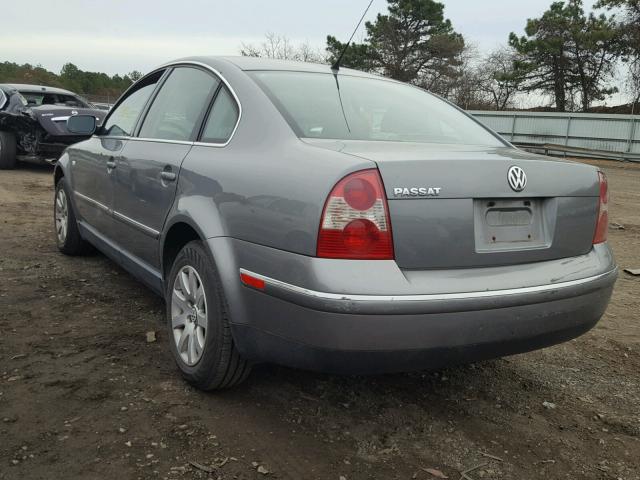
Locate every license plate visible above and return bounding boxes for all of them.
[474,199,551,252]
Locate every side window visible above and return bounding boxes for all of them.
[102,71,163,137]
[138,67,219,141]
[201,87,239,144]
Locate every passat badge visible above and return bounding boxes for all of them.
[393,187,442,198]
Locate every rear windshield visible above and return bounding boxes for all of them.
[250,71,503,146]
[21,92,89,108]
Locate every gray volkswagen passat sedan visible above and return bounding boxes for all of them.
[54,56,617,390]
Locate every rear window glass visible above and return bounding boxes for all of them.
[200,87,239,144]
[250,71,503,147]
[21,92,88,108]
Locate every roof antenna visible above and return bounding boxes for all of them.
[331,0,375,71]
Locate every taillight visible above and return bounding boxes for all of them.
[593,171,609,244]
[317,169,394,259]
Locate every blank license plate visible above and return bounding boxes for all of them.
[474,199,550,252]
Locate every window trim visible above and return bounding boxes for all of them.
[94,61,242,147]
[162,61,241,148]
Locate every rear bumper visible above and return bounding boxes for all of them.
[208,239,617,373]
[239,267,617,315]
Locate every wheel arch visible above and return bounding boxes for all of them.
[161,190,229,280]
[53,152,71,186]
[54,164,64,186]
[161,219,205,280]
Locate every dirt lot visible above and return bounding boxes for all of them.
[0,159,639,480]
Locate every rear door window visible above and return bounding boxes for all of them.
[200,87,239,144]
[138,67,219,142]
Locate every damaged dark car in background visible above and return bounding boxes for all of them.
[0,84,106,169]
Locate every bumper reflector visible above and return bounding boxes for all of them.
[240,272,265,290]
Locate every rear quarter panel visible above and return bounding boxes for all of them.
[170,60,373,257]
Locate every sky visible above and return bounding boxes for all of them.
[2,0,601,76]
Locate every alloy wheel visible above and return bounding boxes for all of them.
[171,265,208,366]
[55,188,69,244]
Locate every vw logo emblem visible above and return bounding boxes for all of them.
[508,166,527,192]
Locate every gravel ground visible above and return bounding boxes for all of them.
[0,159,638,480]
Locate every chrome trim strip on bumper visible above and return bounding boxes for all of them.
[239,267,618,315]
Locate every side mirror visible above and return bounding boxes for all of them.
[67,115,97,135]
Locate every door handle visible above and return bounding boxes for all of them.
[106,159,117,170]
[161,171,176,182]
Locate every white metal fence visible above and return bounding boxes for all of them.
[470,110,640,161]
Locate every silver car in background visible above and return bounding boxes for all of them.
[53,57,617,390]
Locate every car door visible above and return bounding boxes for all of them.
[111,66,221,270]
[70,71,163,237]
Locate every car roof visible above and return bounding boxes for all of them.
[0,83,77,96]
[165,56,387,81]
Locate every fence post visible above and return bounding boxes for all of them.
[627,115,636,155]
[511,114,517,142]
[563,115,573,158]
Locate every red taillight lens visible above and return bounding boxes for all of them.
[317,169,394,260]
[344,177,376,210]
[593,171,609,244]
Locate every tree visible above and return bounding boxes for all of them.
[477,48,523,110]
[0,62,136,100]
[439,44,493,109]
[128,70,143,82]
[570,9,621,110]
[241,33,326,63]
[510,2,580,111]
[597,0,640,112]
[509,0,621,112]
[0,62,61,87]
[326,0,465,98]
[60,62,82,92]
[326,36,375,72]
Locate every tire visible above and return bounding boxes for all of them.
[54,178,90,255]
[166,241,251,390]
[0,131,17,170]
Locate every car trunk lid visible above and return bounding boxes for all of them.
[30,105,106,138]
[304,139,600,269]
